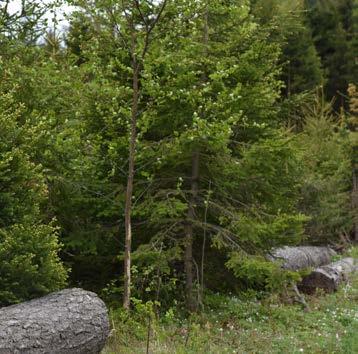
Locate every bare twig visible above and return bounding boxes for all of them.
[105,7,131,53]
[200,180,211,306]
[291,282,310,312]
[146,314,152,354]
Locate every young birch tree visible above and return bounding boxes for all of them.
[123,0,169,310]
[67,0,169,310]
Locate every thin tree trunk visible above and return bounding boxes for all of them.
[185,151,199,312]
[200,180,210,306]
[122,0,168,310]
[184,4,209,312]
[353,164,358,242]
[199,4,209,301]
[123,19,139,309]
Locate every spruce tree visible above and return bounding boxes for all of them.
[0,92,67,306]
[305,0,355,106]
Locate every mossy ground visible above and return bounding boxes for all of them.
[103,248,358,354]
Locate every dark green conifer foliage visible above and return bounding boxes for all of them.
[0,0,48,43]
[251,0,323,96]
[0,92,67,306]
[65,13,94,65]
[297,95,352,243]
[281,24,323,96]
[305,0,356,105]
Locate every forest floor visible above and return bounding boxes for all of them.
[103,248,358,354]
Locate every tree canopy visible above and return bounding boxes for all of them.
[0,0,356,311]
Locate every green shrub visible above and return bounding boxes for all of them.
[226,252,300,293]
[0,223,67,305]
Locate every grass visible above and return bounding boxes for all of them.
[103,249,358,354]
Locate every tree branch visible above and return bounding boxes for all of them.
[105,6,131,53]
[134,0,149,30]
[141,0,168,59]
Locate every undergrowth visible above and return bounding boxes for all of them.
[103,248,358,354]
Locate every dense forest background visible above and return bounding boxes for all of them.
[0,0,357,312]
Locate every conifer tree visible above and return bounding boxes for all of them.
[0,92,67,306]
[305,0,356,105]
